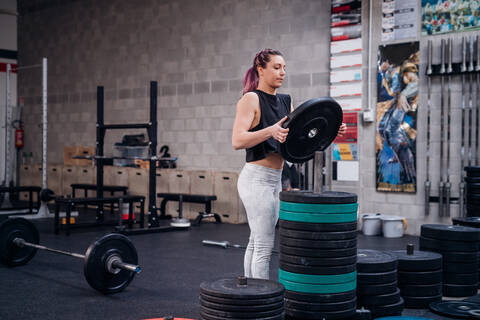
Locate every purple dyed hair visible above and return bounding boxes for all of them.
[242,48,283,95]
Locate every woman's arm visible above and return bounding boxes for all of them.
[232,93,289,150]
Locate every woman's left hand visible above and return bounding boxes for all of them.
[337,123,347,136]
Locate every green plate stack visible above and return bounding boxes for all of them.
[278,190,358,320]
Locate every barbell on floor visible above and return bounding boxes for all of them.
[0,217,141,294]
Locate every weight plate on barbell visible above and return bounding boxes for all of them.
[0,218,39,267]
[84,233,138,294]
[280,97,342,163]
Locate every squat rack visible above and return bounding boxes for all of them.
[96,81,176,234]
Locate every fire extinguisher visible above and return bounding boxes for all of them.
[14,121,24,149]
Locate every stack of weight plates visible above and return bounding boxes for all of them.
[199,277,284,320]
[452,217,480,289]
[420,224,480,297]
[391,244,443,308]
[356,249,404,318]
[465,166,480,217]
[278,190,357,320]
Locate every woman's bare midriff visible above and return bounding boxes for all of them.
[250,152,284,170]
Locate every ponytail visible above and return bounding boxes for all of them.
[242,48,283,95]
[242,66,259,95]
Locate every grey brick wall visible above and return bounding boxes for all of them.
[19,0,478,233]
[18,0,333,171]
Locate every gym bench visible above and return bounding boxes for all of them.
[157,192,221,225]
[54,195,145,235]
[70,183,128,211]
[0,186,41,215]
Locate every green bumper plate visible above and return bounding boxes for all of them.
[279,210,357,223]
[279,269,356,284]
[279,278,356,294]
[280,201,358,214]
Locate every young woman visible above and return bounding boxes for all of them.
[232,48,346,280]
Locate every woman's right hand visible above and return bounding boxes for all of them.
[270,116,290,143]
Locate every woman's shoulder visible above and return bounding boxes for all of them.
[237,91,260,109]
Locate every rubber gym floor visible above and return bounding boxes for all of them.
[0,218,468,320]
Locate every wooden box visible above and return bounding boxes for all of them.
[47,165,63,196]
[213,171,246,224]
[188,170,214,220]
[64,146,95,166]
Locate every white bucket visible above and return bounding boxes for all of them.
[361,213,383,236]
[381,215,408,238]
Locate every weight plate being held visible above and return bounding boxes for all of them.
[0,218,39,267]
[84,233,139,294]
[280,97,342,163]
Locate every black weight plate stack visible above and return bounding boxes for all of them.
[453,217,480,289]
[391,244,443,308]
[279,191,357,320]
[420,224,480,297]
[356,249,403,318]
[465,167,480,217]
[199,277,284,320]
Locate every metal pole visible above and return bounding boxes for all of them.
[460,37,467,217]
[425,40,432,216]
[2,64,12,207]
[313,151,324,193]
[439,39,446,217]
[42,57,47,190]
[37,58,50,218]
[445,38,453,218]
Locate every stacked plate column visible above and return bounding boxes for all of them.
[391,244,443,308]
[278,191,357,320]
[452,217,480,289]
[420,224,480,297]
[465,167,480,217]
[356,249,404,318]
[199,277,285,320]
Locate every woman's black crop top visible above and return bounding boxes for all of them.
[246,90,291,162]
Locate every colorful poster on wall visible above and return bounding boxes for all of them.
[376,42,418,193]
[421,0,480,35]
[333,112,358,161]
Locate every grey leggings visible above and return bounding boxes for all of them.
[238,163,282,280]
